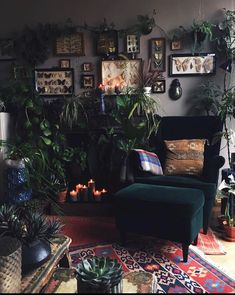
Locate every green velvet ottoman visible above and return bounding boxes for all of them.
[114,183,205,262]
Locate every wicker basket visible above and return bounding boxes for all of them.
[0,237,22,293]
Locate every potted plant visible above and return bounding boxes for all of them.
[0,203,63,273]
[191,19,215,53]
[218,175,235,241]
[140,59,162,94]
[76,256,123,293]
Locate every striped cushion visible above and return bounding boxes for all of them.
[134,149,163,175]
[164,139,206,176]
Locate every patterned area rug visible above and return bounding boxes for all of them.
[70,237,235,294]
[61,216,226,255]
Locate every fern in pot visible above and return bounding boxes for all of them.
[0,203,63,274]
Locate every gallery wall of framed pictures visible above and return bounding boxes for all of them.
[5,24,218,100]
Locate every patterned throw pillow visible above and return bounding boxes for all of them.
[134,149,163,175]
[164,139,206,176]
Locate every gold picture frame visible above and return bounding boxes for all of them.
[55,32,84,56]
[101,59,142,95]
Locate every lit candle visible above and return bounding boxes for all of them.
[114,83,120,95]
[101,188,107,194]
[82,185,88,202]
[76,184,83,193]
[94,190,102,202]
[98,84,105,93]
[88,179,96,201]
[70,190,77,202]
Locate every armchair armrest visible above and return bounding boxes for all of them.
[204,155,225,184]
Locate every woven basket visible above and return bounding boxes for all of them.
[0,237,22,293]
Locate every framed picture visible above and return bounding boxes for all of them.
[82,62,93,72]
[96,30,118,56]
[169,53,216,76]
[34,68,74,96]
[170,40,182,51]
[0,39,15,60]
[150,38,166,72]
[59,59,70,68]
[152,80,166,93]
[101,59,142,95]
[126,34,140,54]
[55,32,84,56]
[81,74,95,88]
[13,66,30,80]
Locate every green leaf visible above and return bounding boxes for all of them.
[40,136,52,145]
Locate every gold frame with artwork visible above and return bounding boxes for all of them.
[101,59,142,95]
[55,32,84,56]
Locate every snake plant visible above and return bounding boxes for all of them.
[76,256,123,292]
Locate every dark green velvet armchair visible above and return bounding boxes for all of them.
[126,116,225,234]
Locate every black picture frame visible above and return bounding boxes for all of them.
[125,34,140,54]
[81,74,95,88]
[150,38,166,72]
[82,62,93,72]
[96,30,118,56]
[34,68,74,96]
[169,53,216,77]
[152,80,166,93]
[59,59,70,68]
[55,32,84,57]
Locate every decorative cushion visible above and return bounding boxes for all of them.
[133,149,163,175]
[164,139,206,176]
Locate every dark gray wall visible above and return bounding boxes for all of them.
[0,0,234,171]
[0,0,234,115]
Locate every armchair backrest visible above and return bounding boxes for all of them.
[152,116,224,183]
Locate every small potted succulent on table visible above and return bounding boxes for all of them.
[76,256,123,293]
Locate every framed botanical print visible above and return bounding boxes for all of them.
[149,38,166,72]
[34,68,74,96]
[96,30,118,56]
[81,74,95,88]
[169,53,216,76]
[55,32,84,56]
[101,59,142,94]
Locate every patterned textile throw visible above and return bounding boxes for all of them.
[134,149,163,175]
[164,139,206,176]
[70,237,235,294]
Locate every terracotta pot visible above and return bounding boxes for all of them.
[57,189,67,203]
[223,225,235,242]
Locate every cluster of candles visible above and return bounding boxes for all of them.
[69,179,107,202]
[98,83,121,95]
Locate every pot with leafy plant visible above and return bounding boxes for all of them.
[218,174,235,241]
[76,256,123,293]
[0,203,63,274]
[191,19,215,53]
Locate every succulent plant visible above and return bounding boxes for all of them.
[76,256,123,293]
[0,203,63,245]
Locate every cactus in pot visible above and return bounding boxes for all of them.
[76,256,123,293]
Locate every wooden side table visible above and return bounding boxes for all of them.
[21,235,72,293]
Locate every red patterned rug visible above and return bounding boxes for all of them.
[61,216,226,255]
[70,237,235,294]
